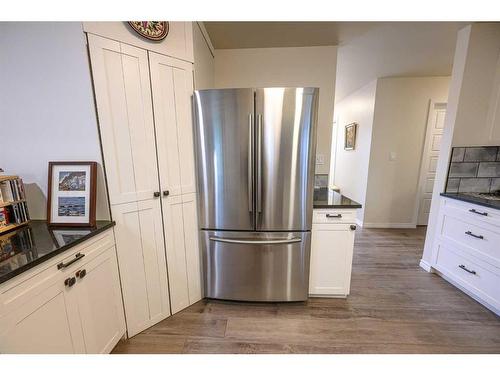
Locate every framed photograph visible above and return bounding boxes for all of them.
[47,162,97,227]
[344,123,358,150]
[50,228,92,247]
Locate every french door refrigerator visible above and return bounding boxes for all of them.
[193,87,318,301]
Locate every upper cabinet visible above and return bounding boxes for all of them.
[83,22,194,63]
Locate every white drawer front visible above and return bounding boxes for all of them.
[443,198,500,228]
[441,214,500,268]
[313,209,357,224]
[435,244,500,310]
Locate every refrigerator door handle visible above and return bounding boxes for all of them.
[248,113,253,212]
[257,113,263,213]
[209,236,302,245]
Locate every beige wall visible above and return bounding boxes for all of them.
[363,76,450,227]
[422,23,500,267]
[214,46,337,175]
[193,22,215,90]
[333,80,378,223]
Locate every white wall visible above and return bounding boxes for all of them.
[333,80,377,223]
[363,76,450,227]
[193,22,215,90]
[214,46,337,175]
[0,22,110,220]
[422,23,500,267]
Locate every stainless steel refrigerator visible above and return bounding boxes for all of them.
[193,87,318,302]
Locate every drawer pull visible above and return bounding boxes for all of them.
[326,213,342,218]
[57,252,85,270]
[76,269,87,279]
[469,208,488,216]
[459,264,477,275]
[465,231,484,240]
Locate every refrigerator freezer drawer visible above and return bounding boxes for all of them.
[201,231,311,302]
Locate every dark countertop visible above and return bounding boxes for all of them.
[440,192,500,210]
[313,188,362,209]
[0,220,115,285]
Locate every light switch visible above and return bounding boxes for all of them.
[316,154,325,165]
[389,151,397,161]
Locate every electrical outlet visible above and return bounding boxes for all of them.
[316,154,325,165]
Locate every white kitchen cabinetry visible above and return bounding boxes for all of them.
[309,209,357,297]
[430,197,500,315]
[87,33,202,336]
[0,229,125,353]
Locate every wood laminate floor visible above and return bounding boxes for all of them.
[112,227,500,354]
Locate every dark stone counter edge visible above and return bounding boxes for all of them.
[313,202,362,209]
[0,221,116,285]
[440,193,500,210]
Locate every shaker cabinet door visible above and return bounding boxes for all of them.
[74,247,126,353]
[87,34,160,205]
[149,52,196,197]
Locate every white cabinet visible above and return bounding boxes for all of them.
[0,229,125,353]
[309,209,357,298]
[88,33,202,336]
[431,197,500,315]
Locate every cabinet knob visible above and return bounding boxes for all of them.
[64,277,76,287]
[76,269,87,279]
[153,191,160,198]
[350,225,357,231]
[163,190,170,197]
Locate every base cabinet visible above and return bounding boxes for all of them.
[0,229,126,354]
[309,209,357,298]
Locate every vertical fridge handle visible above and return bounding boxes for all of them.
[248,113,253,212]
[257,114,263,213]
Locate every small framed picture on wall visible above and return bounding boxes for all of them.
[47,161,97,227]
[344,123,358,151]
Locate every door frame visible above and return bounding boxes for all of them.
[414,100,447,226]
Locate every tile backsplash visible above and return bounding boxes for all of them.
[314,174,328,189]
[446,146,500,193]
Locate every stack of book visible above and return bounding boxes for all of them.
[0,176,31,235]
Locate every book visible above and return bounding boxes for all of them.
[0,181,13,202]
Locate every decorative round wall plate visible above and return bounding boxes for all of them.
[128,21,169,41]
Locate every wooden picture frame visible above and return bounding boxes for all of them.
[344,123,358,151]
[47,161,97,227]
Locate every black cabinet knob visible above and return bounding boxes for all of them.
[153,191,160,198]
[76,269,87,279]
[64,277,76,287]
[350,225,357,231]
[163,190,170,197]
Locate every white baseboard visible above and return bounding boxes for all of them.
[362,222,417,229]
[419,259,433,272]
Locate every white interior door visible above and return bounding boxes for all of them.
[416,102,447,225]
[149,52,196,197]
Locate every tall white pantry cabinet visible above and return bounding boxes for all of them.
[87,33,202,337]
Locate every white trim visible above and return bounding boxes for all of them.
[355,218,363,227]
[196,22,215,57]
[435,270,500,316]
[362,222,417,229]
[419,259,433,272]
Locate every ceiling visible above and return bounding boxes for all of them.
[204,22,467,100]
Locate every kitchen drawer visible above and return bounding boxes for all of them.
[441,214,500,268]
[442,198,500,228]
[435,244,500,311]
[313,209,357,224]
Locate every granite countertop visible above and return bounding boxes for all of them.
[0,220,115,285]
[313,187,362,209]
[440,192,500,210]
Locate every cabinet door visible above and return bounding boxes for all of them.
[149,52,196,196]
[309,224,355,296]
[88,34,160,205]
[74,247,126,353]
[162,195,190,313]
[0,282,78,353]
[182,193,202,304]
[112,200,170,337]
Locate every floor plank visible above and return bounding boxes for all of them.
[112,227,500,354]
